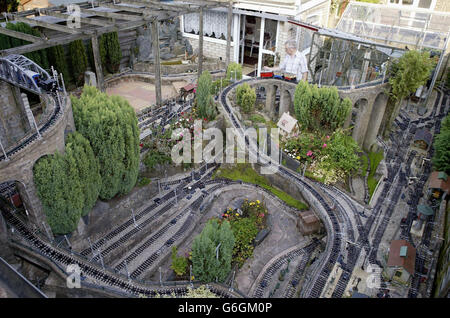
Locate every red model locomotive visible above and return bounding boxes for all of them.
[259,70,297,82]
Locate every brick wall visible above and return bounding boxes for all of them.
[185,36,235,61]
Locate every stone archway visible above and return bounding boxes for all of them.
[279,88,292,116]
[351,98,369,147]
[363,92,389,151]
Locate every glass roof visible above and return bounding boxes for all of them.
[336,2,450,51]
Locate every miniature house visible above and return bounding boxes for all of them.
[386,240,416,285]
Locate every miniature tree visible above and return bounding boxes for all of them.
[196,70,216,120]
[191,219,235,283]
[69,39,89,87]
[226,62,243,81]
[171,246,188,277]
[48,45,71,85]
[432,114,450,174]
[71,86,140,200]
[240,88,256,113]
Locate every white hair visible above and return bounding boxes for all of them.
[284,40,297,49]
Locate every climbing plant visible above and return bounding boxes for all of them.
[71,86,140,200]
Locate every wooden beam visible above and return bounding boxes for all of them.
[198,6,203,79]
[0,18,150,55]
[40,8,115,27]
[79,7,142,21]
[91,34,104,91]
[0,27,44,43]
[225,0,232,67]
[7,14,82,34]
[97,2,149,14]
[151,20,162,107]
[120,0,187,12]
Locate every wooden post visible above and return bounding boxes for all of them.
[198,7,204,80]
[226,0,232,67]
[151,20,162,107]
[91,34,104,91]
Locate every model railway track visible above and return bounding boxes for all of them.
[81,163,217,258]
[252,240,319,298]
[0,92,64,162]
[220,78,351,298]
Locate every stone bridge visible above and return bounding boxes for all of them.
[0,83,74,233]
[245,78,390,151]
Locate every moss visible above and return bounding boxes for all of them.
[367,151,384,198]
[212,164,308,211]
[249,114,266,124]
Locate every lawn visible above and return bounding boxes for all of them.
[212,163,309,211]
[367,151,384,198]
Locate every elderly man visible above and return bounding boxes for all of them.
[265,40,308,81]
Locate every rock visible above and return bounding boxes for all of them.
[136,26,154,63]
[84,71,97,87]
[172,43,186,56]
[76,217,86,237]
[243,120,252,127]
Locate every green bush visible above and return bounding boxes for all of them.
[240,89,256,113]
[226,62,242,81]
[432,114,450,174]
[71,86,140,200]
[196,71,216,120]
[143,151,172,171]
[388,50,435,102]
[249,114,266,123]
[48,45,71,85]
[69,40,89,87]
[99,32,122,74]
[33,132,101,234]
[236,83,256,113]
[191,219,235,283]
[137,176,151,187]
[171,246,188,276]
[210,78,230,95]
[294,81,351,133]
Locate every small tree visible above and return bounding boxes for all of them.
[389,50,435,103]
[171,246,188,277]
[48,45,71,85]
[226,62,243,81]
[432,114,450,174]
[69,40,89,86]
[240,89,256,113]
[196,71,216,120]
[191,219,235,283]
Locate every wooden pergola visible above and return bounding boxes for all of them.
[0,0,234,106]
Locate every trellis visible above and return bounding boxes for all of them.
[0,0,234,106]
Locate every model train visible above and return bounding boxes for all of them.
[23,70,58,93]
[260,70,297,82]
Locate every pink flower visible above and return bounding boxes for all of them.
[307,150,313,157]
[326,135,330,139]
[323,143,327,148]
[259,213,265,218]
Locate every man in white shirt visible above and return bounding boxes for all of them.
[265,40,308,81]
